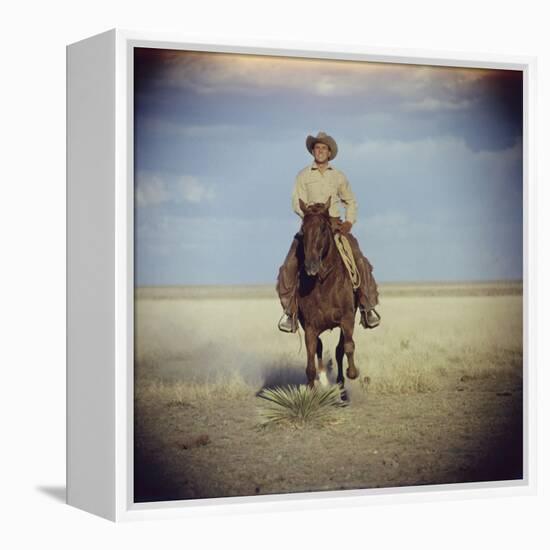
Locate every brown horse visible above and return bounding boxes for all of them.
[296,196,360,396]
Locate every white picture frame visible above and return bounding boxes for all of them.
[66,28,537,522]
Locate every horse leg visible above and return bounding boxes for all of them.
[316,337,329,387]
[342,319,359,380]
[305,328,318,388]
[335,330,348,402]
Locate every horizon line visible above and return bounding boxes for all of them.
[135,278,523,289]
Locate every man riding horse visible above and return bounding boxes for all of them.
[276,131,380,332]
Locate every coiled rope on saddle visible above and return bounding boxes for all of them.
[334,233,361,290]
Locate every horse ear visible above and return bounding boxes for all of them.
[324,196,331,211]
[299,198,307,213]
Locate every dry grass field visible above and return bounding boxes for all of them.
[134,282,523,502]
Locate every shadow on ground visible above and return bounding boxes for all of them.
[258,357,338,391]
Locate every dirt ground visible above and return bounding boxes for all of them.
[133,283,523,503]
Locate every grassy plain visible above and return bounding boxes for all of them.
[134,282,523,502]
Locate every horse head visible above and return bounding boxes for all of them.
[299,196,333,277]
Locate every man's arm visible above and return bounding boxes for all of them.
[291,173,307,218]
[338,173,358,225]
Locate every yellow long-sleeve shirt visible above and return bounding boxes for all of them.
[291,162,358,224]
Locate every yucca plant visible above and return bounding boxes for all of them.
[257,384,344,427]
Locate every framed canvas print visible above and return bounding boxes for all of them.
[67,29,537,521]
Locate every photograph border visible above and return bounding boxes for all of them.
[68,28,538,522]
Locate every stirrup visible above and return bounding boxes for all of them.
[366,308,381,329]
[278,312,298,333]
[360,307,381,329]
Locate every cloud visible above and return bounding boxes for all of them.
[178,175,216,203]
[342,134,522,178]
[136,171,216,206]
[138,118,247,139]
[133,49,523,284]
[135,49,522,154]
[135,173,170,206]
[135,48,496,104]
[401,97,473,112]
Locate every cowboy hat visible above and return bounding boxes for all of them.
[306,131,338,160]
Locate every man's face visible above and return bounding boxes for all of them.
[313,142,331,164]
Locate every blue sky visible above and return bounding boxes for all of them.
[134,48,523,286]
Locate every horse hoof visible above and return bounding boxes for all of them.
[339,388,349,405]
[346,367,359,380]
[318,371,329,387]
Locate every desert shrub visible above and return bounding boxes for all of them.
[257,384,343,427]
